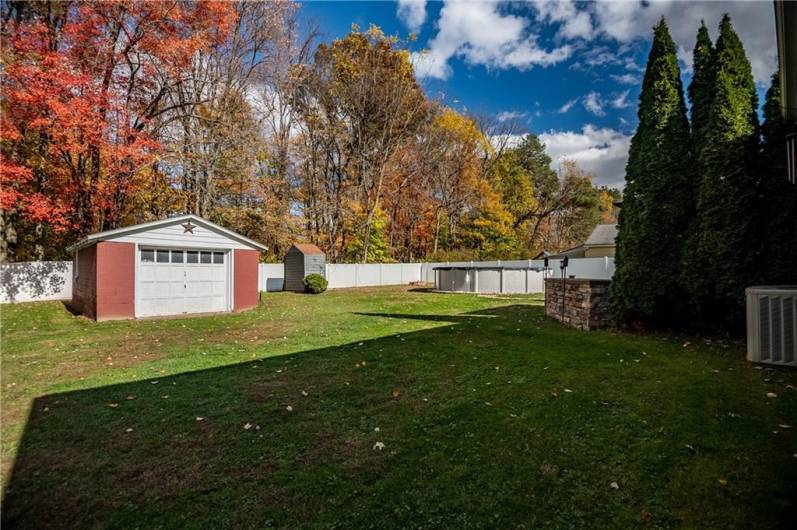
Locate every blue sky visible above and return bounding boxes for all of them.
[298,1,777,189]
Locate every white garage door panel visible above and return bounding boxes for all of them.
[137,248,229,317]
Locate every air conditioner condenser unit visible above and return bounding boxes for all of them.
[746,286,797,367]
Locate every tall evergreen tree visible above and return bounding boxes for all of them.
[688,22,715,160]
[611,19,693,327]
[758,72,797,284]
[682,14,760,330]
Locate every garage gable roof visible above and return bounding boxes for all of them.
[67,215,267,253]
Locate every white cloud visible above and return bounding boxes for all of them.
[582,46,623,67]
[590,1,776,84]
[583,91,605,116]
[540,125,632,189]
[414,1,776,85]
[611,90,631,109]
[532,0,594,40]
[496,111,527,123]
[490,134,526,151]
[397,0,427,33]
[558,97,578,113]
[411,0,572,80]
[611,73,637,85]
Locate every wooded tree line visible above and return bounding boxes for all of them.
[611,15,797,332]
[0,0,617,264]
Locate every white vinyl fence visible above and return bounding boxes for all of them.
[416,257,614,284]
[1,257,615,302]
[258,257,615,292]
[0,261,73,303]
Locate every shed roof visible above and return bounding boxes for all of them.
[66,214,267,253]
[290,243,324,255]
[584,224,617,246]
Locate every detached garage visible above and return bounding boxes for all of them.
[67,215,266,320]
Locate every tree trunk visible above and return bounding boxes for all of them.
[433,208,442,256]
[361,194,380,264]
[0,209,18,263]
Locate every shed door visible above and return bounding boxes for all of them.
[137,248,228,317]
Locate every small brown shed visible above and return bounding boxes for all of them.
[283,243,326,292]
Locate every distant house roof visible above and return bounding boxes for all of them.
[535,223,617,260]
[584,224,618,246]
[290,243,324,255]
[542,246,587,260]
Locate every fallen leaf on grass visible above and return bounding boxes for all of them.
[286,405,293,412]
[392,389,401,398]
[244,423,252,430]
[609,481,620,490]
[639,510,652,523]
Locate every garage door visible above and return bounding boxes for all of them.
[137,248,228,317]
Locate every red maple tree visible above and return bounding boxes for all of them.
[1,1,235,260]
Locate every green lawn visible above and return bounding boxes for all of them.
[1,286,796,529]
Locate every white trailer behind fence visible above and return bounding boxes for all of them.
[2,257,615,302]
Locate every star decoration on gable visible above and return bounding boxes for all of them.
[182,221,196,234]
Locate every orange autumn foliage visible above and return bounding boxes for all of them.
[0,1,235,245]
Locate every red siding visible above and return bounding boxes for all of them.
[71,245,97,319]
[234,249,259,312]
[96,241,135,320]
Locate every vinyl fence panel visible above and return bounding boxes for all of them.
[259,263,284,292]
[0,261,72,303]
[1,257,614,303]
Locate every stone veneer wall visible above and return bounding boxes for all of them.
[544,278,612,330]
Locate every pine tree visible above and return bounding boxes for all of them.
[610,18,693,327]
[758,72,797,284]
[682,14,760,330]
[688,22,715,161]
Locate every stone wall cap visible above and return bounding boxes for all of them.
[544,277,611,284]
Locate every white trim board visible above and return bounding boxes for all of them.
[67,215,267,253]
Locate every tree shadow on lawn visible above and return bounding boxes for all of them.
[3,304,797,529]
